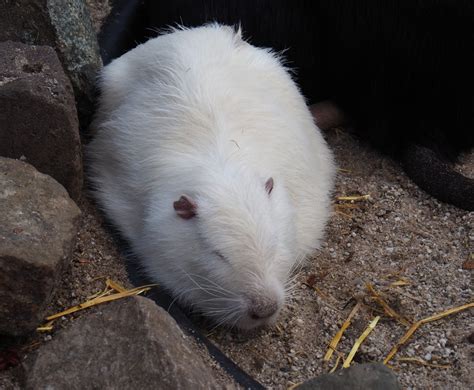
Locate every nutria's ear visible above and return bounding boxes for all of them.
[174,195,197,219]
[265,177,274,195]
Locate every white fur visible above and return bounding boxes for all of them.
[88,24,335,329]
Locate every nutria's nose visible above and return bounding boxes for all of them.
[247,296,279,320]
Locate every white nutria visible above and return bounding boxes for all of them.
[88,24,335,330]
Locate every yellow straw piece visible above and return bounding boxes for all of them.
[390,279,411,287]
[336,194,371,202]
[36,325,54,332]
[324,302,361,361]
[384,323,420,364]
[384,302,473,364]
[329,356,342,373]
[36,281,157,333]
[46,285,156,321]
[343,316,380,368]
[335,210,353,218]
[87,286,112,300]
[367,284,412,327]
[287,382,302,390]
[419,302,473,324]
[106,278,127,293]
[398,357,450,369]
[36,320,55,332]
[86,279,128,301]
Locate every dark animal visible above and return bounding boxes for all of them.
[99,0,474,210]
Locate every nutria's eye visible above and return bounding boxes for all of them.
[213,251,227,262]
[265,177,274,195]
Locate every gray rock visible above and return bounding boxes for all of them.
[297,363,401,390]
[0,41,83,200]
[0,157,81,336]
[0,0,102,126]
[24,296,218,389]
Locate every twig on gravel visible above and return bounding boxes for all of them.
[287,381,302,390]
[343,316,380,368]
[36,280,157,332]
[384,302,474,364]
[336,194,371,202]
[46,285,155,321]
[324,302,361,361]
[366,284,412,327]
[337,168,352,173]
[335,210,353,219]
[36,320,55,332]
[393,290,425,303]
[334,193,370,218]
[389,279,411,287]
[398,356,450,369]
[329,355,342,373]
[105,278,127,293]
[86,279,127,299]
[303,282,342,313]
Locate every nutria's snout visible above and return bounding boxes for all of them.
[247,296,279,320]
[238,286,285,330]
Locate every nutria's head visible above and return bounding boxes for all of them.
[141,167,297,329]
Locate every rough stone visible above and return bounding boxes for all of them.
[24,296,218,389]
[0,157,81,336]
[296,363,401,390]
[0,0,103,126]
[0,41,83,200]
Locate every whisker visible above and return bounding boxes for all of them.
[187,273,239,298]
[176,267,222,298]
[167,286,225,312]
[209,310,240,332]
[198,297,242,304]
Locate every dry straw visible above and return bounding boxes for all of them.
[37,279,156,332]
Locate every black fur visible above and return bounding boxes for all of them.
[99,0,474,210]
